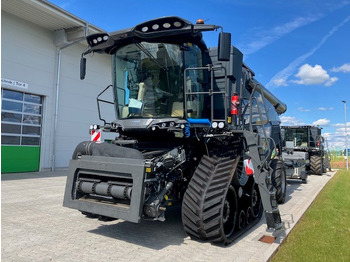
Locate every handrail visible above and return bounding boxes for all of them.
[184,65,228,124]
[97,84,113,125]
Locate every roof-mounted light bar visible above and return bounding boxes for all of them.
[86,33,110,47]
[135,17,188,34]
[134,16,221,36]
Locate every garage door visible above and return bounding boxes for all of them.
[1,89,43,173]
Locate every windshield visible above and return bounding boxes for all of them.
[285,128,308,147]
[114,42,209,120]
[114,42,184,119]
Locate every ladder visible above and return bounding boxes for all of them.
[242,84,283,230]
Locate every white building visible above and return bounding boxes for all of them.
[1,0,113,172]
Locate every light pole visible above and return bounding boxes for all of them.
[342,100,348,171]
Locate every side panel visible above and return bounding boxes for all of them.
[63,155,145,223]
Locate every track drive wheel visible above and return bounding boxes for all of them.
[181,155,239,244]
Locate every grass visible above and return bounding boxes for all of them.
[271,168,350,262]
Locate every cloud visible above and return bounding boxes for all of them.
[298,107,311,112]
[273,78,288,87]
[331,63,350,73]
[325,77,338,86]
[318,107,334,111]
[312,118,330,126]
[266,15,350,89]
[332,122,350,127]
[322,132,332,139]
[325,121,350,149]
[331,122,350,136]
[291,64,338,86]
[326,135,348,148]
[280,116,305,126]
[239,16,321,55]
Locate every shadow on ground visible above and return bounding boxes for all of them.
[88,204,267,249]
[88,205,189,249]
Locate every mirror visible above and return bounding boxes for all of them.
[218,32,231,61]
[80,57,86,80]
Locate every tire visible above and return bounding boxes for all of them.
[310,155,323,175]
[324,151,331,172]
[181,155,239,244]
[270,159,287,204]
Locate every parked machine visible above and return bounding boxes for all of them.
[282,141,308,183]
[281,125,331,177]
[63,17,288,244]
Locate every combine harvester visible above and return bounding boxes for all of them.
[64,17,288,244]
[282,125,331,182]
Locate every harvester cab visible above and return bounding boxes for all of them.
[64,16,288,244]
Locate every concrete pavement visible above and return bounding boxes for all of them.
[1,169,336,262]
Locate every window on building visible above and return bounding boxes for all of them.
[1,89,43,146]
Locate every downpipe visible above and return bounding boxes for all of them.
[51,23,89,172]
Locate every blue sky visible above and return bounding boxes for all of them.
[50,0,350,150]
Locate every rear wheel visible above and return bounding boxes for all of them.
[310,155,323,175]
[323,151,331,172]
[270,159,287,204]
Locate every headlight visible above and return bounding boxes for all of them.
[163,23,171,28]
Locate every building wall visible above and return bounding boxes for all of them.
[1,11,113,170]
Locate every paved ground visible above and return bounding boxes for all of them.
[1,169,336,262]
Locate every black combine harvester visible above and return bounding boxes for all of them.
[282,125,331,177]
[63,17,288,244]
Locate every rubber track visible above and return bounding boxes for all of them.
[181,155,237,244]
[310,155,322,175]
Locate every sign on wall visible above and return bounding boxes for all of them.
[1,78,28,89]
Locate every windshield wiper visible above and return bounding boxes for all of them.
[134,43,168,71]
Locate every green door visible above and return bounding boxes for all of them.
[1,89,43,173]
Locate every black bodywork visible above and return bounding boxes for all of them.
[64,16,288,244]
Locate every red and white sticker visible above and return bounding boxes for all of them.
[243,158,254,176]
[91,129,101,142]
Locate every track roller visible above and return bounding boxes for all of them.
[238,210,245,230]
